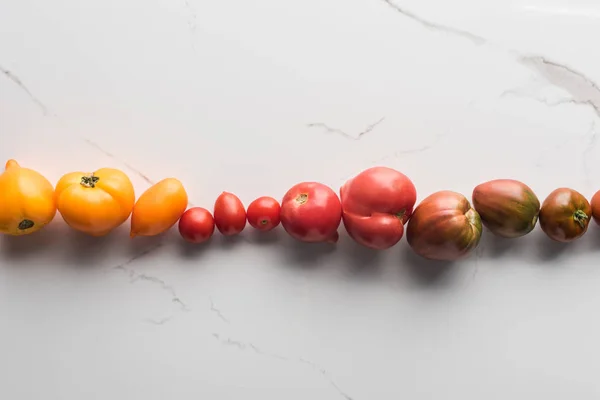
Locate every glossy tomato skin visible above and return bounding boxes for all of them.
[472,179,540,238]
[178,207,215,243]
[214,192,246,236]
[340,166,416,249]
[539,188,591,242]
[247,196,281,231]
[591,190,600,226]
[280,182,342,243]
[407,191,482,261]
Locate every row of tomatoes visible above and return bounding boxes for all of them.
[0,159,598,261]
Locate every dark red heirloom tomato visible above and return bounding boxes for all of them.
[539,188,591,242]
[178,207,215,243]
[407,190,482,261]
[591,190,600,226]
[214,192,246,236]
[340,166,417,249]
[247,196,281,231]
[472,179,540,238]
[280,182,342,243]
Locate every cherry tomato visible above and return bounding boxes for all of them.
[539,188,591,242]
[340,166,417,249]
[247,196,281,231]
[178,207,215,243]
[280,182,342,243]
[214,192,246,236]
[407,191,482,261]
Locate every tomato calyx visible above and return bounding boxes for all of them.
[394,209,406,219]
[18,219,34,230]
[80,174,100,188]
[296,193,308,205]
[573,210,589,228]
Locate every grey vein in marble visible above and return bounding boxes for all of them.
[518,56,600,117]
[0,64,49,115]
[307,117,385,141]
[145,316,175,325]
[111,243,191,315]
[212,333,354,400]
[209,297,230,323]
[372,133,444,163]
[82,138,157,186]
[381,0,486,45]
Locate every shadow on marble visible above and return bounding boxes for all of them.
[277,236,337,270]
[0,219,70,262]
[336,233,385,277]
[399,245,456,287]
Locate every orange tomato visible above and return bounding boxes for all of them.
[55,168,135,236]
[0,159,57,235]
[130,178,188,237]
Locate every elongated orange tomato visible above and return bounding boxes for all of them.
[55,168,135,236]
[130,178,188,237]
[0,160,57,235]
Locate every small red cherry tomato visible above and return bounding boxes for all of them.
[214,192,246,236]
[247,196,281,231]
[178,207,215,243]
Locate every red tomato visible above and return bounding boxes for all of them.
[214,192,246,236]
[340,166,417,249]
[178,207,215,243]
[280,182,342,243]
[247,196,281,231]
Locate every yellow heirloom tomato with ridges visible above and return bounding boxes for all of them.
[0,159,57,235]
[55,168,135,236]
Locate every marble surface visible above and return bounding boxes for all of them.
[2,0,600,398]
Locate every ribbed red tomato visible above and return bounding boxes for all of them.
[340,166,417,249]
[214,192,246,236]
[280,182,342,243]
[247,196,281,231]
[178,207,215,243]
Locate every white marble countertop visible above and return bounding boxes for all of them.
[2,0,600,398]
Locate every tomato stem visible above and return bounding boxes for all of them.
[395,209,406,219]
[260,220,268,225]
[296,193,308,205]
[573,210,588,228]
[81,173,100,188]
[18,219,34,230]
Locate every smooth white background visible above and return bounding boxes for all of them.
[2,0,600,399]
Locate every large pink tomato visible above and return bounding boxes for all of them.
[340,166,417,249]
[280,182,342,243]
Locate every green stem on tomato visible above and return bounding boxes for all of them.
[573,209,589,228]
[80,173,100,188]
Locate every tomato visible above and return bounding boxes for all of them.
[178,207,215,243]
[591,190,600,226]
[340,166,417,249]
[0,160,56,236]
[539,188,591,242]
[472,179,540,238]
[214,192,246,235]
[407,191,482,261]
[280,182,342,243]
[56,167,135,236]
[130,178,188,237]
[247,196,281,231]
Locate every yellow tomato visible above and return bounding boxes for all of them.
[130,178,188,237]
[55,168,135,236]
[0,159,57,235]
